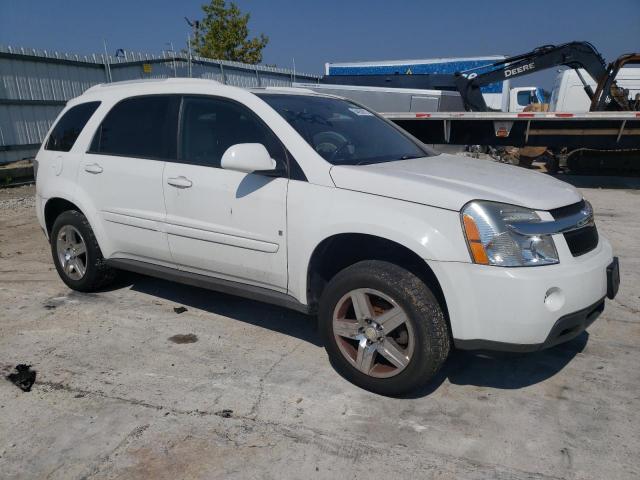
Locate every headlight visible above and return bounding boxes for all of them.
[461,200,558,267]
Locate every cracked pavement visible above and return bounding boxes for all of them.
[0,183,639,479]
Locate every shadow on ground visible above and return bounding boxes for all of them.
[402,332,588,398]
[110,272,321,347]
[109,272,588,398]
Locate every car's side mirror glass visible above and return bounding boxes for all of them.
[220,143,277,174]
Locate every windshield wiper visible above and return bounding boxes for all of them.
[354,154,422,166]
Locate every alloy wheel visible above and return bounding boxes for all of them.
[56,225,88,281]
[332,288,415,378]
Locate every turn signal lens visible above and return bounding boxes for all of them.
[463,214,481,241]
[463,214,489,264]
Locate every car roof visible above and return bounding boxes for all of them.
[77,78,330,104]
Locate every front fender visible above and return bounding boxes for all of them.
[286,182,469,304]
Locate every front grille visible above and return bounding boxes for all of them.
[563,225,599,256]
[549,200,585,219]
[550,200,598,257]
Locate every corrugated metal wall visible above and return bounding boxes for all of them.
[0,45,319,163]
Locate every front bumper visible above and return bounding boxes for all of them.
[454,297,605,352]
[428,236,617,351]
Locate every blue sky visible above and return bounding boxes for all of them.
[1,0,638,88]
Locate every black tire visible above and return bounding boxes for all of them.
[319,260,450,396]
[50,210,116,292]
[546,154,560,175]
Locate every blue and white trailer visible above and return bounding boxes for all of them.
[325,56,510,111]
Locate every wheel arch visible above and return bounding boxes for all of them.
[43,196,112,258]
[44,197,81,235]
[305,233,449,321]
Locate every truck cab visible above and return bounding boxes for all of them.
[509,86,546,112]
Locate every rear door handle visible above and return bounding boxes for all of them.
[167,176,193,189]
[84,163,103,174]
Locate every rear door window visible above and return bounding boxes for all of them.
[45,101,100,152]
[90,95,178,160]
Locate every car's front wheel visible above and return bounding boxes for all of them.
[319,260,450,396]
[50,210,116,292]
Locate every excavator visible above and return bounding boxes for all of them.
[454,42,639,113]
[321,42,640,172]
[453,42,640,172]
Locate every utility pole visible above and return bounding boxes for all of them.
[167,42,177,77]
[186,33,192,78]
[102,39,112,82]
[184,17,197,79]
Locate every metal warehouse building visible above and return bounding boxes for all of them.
[0,45,319,164]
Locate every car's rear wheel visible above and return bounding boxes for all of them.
[50,210,116,292]
[319,260,450,396]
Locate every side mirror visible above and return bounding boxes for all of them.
[220,143,277,174]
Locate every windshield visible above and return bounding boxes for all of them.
[256,93,436,165]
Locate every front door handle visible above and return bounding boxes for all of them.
[84,163,103,174]
[167,176,193,189]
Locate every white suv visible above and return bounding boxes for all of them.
[35,78,619,395]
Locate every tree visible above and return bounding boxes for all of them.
[190,0,269,64]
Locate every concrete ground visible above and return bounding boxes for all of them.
[0,182,638,480]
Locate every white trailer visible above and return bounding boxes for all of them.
[293,82,464,112]
[381,110,640,172]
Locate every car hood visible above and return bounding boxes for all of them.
[329,154,582,211]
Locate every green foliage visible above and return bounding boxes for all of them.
[191,0,269,64]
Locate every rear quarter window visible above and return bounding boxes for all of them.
[45,101,101,152]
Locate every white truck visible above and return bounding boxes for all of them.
[550,67,640,112]
[321,42,640,173]
[35,78,619,395]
